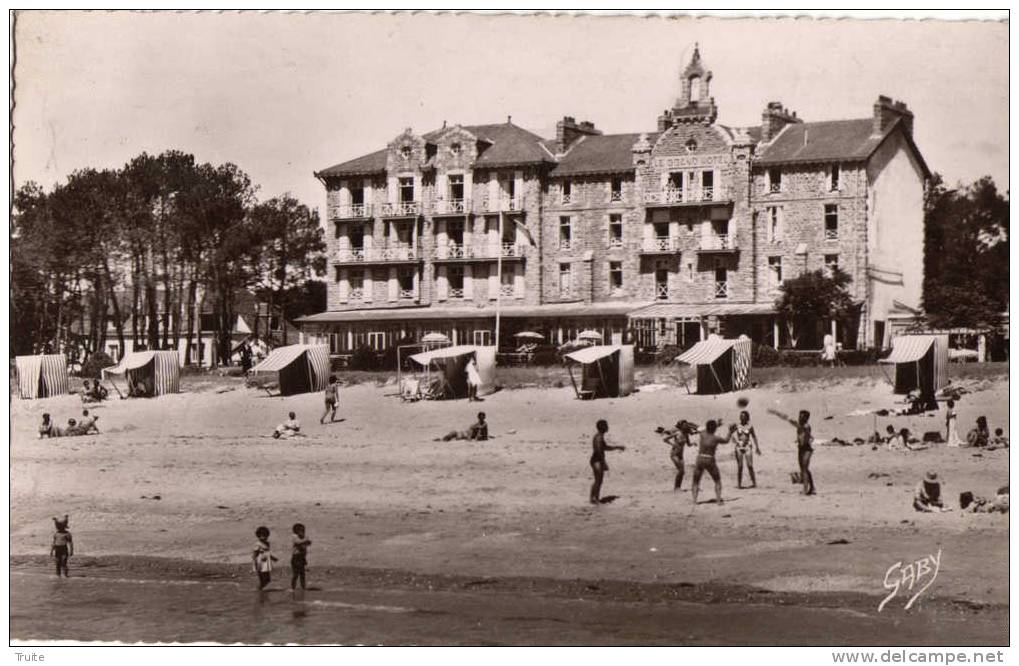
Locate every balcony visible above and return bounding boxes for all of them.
[641,236,680,254]
[334,203,372,220]
[714,281,729,299]
[609,191,623,203]
[448,287,465,300]
[644,186,729,207]
[430,199,470,216]
[824,228,839,241]
[561,193,575,205]
[475,196,522,214]
[432,242,526,262]
[335,244,422,264]
[697,234,739,254]
[655,283,670,300]
[499,283,515,297]
[380,201,422,218]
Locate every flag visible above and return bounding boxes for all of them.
[514,219,537,247]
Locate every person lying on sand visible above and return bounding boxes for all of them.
[274,412,303,439]
[960,487,1009,514]
[988,428,1009,450]
[439,412,489,441]
[913,471,950,512]
[656,419,697,491]
[691,419,735,506]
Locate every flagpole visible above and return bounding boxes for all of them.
[495,209,503,350]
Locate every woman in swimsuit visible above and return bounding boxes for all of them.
[733,411,762,489]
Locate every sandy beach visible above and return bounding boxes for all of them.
[9,367,1009,643]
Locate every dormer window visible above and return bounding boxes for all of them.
[450,143,461,156]
[830,163,840,191]
[685,139,697,153]
[768,168,782,193]
[689,76,702,102]
[400,145,412,161]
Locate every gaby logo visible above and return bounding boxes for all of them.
[879,549,942,612]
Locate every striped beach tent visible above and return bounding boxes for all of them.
[102,350,181,397]
[251,344,331,396]
[563,345,635,399]
[676,336,753,395]
[15,354,69,399]
[880,334,949,395]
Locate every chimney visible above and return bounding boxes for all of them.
[555,116,602,154]
[873,95,914,136]
[760,102,801,142]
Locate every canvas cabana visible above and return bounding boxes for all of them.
[407,345,495,400]
[15,354,69,399]
[675,336,753,395]
[250,344,331,396]
[102,350,181,397]
[880,334,949,396]
[563,345,635,399]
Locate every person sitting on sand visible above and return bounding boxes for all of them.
[274,412,302,439]
[656,419,697,491]
[966,416,990,448]
[440,412,489,441]
[590,419,625,505]
[884,425,915,451]
[733,411,762,489]
[988,428,1009,450]
[913,471,950,512]
[75,409,100,435]
[38,413,55,439]
[691,419,736,506]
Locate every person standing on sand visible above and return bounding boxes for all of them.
[465,357,482,402]
[252,526,278,590]
[590,419,625,504]
[657,419,696,491]
[320,376,339,424]
[50,515,73,577]
[945,400,962,447]
[733,411,762,489]
[290,523,312,591]
[771,409,816,495]
[691,420,735,506]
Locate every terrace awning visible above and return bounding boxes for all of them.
[629,302,775,319]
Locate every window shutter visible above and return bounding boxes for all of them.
[412,267,420,301]
[436,219,447,250]
[387,267,398,301]
[463,265,473,299]
[363,272,373,303]
[387,176,398,205]
[513,266,525,299]
[700,219,711,244]
[488,217,500,254]
[777,207,785,241]
[339,181,350,208]
[488,264,499,300]
[463,171,473,206]
[363,181,373,210]
[436,265,448,301]
[514,170,524,205]
[488,173,499,208]
[435,173,447,204]
[413,175,422,202]
[338,269,349,303]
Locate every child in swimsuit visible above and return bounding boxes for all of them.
[38,413,54,439]
[590,419,625,504]
[290,523,312,591]
[50,515,73,577]
[733,411,762,489]
[320,376,339,424]
[252,526,278,590]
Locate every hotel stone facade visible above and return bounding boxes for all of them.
[299,47,929,356]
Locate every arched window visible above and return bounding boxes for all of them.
[689,76,702,102]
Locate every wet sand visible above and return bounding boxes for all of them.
[9,370,1009,644]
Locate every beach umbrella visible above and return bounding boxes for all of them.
[513,331,544,340]
[421,332,451,343]
[577,330,603,341]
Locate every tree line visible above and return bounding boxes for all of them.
[11,150,326,365]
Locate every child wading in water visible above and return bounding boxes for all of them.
[771,409,816,495]
[252,526,279,590]
[50,515,73,577]
[733,411,762,489]
[589,419,625,504]
[291,523,312,591]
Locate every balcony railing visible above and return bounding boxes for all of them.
[609,191,623,203]
[398,288,416,300]
[642,236,679,253]
[824,228,839,241]
[769,183,781,194]
[430,198,470,215]
[433,242,526,260]
[336,244,420,262]
[561,193,574,205]
[558,239,572,252]
[608,237,624,249]
[448,287,465,299]
[644,187,725,205]
[655,283,669,300]
[380,201,421,217]
[699,234,737,252]
[475,196,522,213]
[335,203,372,219]
[349,287,364,301]
[381,244,418,261]
[714,281,729,299]
[499,283,515,297]
[433,243,474,260]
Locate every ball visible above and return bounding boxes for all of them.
[736,396,750,409]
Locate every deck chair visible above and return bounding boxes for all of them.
[400,377,422,402]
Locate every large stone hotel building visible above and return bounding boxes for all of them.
[298,47,929,355]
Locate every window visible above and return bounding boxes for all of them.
[768,256,783,289]
[448,174,464,202]
[473,330,492,346]
[559,263,572,297]
[610,177,623,202]
[109,344,120,363]
[398,176,415,203]
[450,143,461,156]
[609,261,623,293]
[686,261,694,282]
[768,168,782,193]
[830,164,840,191]
[448,266,465,298]
[766,206,783,242]
[654,264,669,300]
[335,266,342,282]
[824,254,839,276]
[561,179,573,204]
[824,204,839,240]
[701,171,714,200]
[349,269,364,300]
[685,138,697,153]
[714,264,728,299]
[608,214,623,248]
[669,171,684,193]
[689,76,701,102]
[329,333,341,354]
[397,267,415,299]
[500,265,515,297]
[559,216,572,250]
[400,145,412,161]
[351,180,364,205]
[368,332,386,351]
